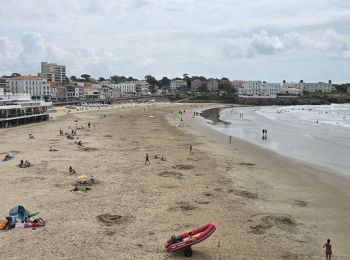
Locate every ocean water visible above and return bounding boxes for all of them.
[205,104,350,175]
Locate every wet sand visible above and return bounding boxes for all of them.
[0,103,349,259]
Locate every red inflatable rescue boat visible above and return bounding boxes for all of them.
[164,223,216,257]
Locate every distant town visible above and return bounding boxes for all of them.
[1,61,350,103]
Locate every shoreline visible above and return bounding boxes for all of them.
[201,105,349,176]
[0,103,349,259]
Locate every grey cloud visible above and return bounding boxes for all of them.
[251,31,284,54]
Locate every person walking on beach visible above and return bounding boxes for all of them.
[145,153,150,165]
[323,239,332,260]
[190,145,193,155]
[229,135,231,144]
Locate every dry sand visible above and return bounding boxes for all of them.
[0,103,350,259]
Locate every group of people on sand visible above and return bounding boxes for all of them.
[18,159,31,168]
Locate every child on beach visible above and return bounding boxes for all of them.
[323,239,332,260]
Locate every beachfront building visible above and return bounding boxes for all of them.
[191,78,206,91]
[0,94,52,128]
[100,85,114,100]
[84,88,100,100]
[281,81,303,95]
[231,80,244,93]
[207,79,219,91]
[236,80,281,96]
[302,80,333,93]
[0,78,10,93]
[260,82,281,96]
[39,62,66,83]
[8,76,52,100]
[170,79,187,91]
[135,80,150,96]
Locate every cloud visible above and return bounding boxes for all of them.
[222,29,350,60]
[251,31,284,54]
[0,0,350,82]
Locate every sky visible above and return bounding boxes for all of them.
[0,0,350,83]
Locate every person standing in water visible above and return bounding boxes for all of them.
[145,153,150,164]
[323,239,332,260]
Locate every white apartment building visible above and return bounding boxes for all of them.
[236,80,281,96]
[281,80,332,94]
[135,80,150,96]
[116,82,136,95]
[302,80,332,93]
[0,78,10,93]
[40,62,66,83]
[260,82,281,96]
[170,80,187,91]
[8,76,52,100]
[0,88,3,95]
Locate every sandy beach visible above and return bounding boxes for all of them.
[1,103,350,259]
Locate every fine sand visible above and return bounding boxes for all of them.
[0,103,350,259]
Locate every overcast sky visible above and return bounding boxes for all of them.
[0,0,350,83]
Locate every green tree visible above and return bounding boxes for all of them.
[145,75,158,93]
[334,84,350,93]
[98,77,106,82]
[110,75,127,84]
[81,74,91,82]
[183,73,191,88]
[219,82,235,96]
[158,76,171,87]
[11,73,21,77]
[126,76,136,81]
[70,75,78,82]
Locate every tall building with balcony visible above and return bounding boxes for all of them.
[8,76,52,100]
[0,78,10,93]
[40,62,66,83]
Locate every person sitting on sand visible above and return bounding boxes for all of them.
[161,155,166,161]
[24,160,31,167]
[28,133,35,139]
[69,165,76,175]
[77,140,83,146]
[323,239,332,260]
[19,160,24,167]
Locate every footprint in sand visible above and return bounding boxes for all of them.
[294,200,308,207]
[158,171,184,179]
[249,213,297,235]
[168,201,198,212]
[172,164,194,170]
[97,214,131,226]
[229,189,258,199]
